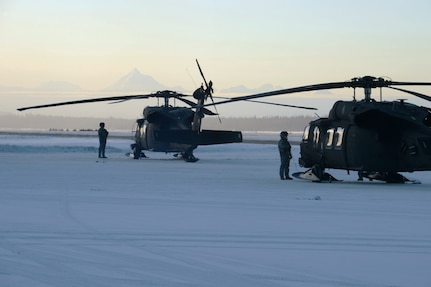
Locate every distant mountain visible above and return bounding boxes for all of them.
[1,69,281,95]
[103,68,171,93]
[220,83,284,94]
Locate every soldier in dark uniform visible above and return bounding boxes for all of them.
[98,122,109,158]
[278,131,293,180]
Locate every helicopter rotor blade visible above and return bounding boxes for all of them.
[206,77,431,108]
[196,59,221,122]
[17,76,431,112]
[108,95,154,104]
[174,96,218,115]
[387,86,431,102]
[386,81,431,87]
[196,59,209,90]
[207,81,221,122]
[205,82,347,108]
[17,90,195,111]
[213,96,317,110]
[17,94,155,111]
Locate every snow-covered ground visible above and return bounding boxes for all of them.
[1,132,430,287]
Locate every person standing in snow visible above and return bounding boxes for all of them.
[278,131,293,180]
[98,122,109,158]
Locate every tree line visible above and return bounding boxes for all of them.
[1,114,316,132]
[202,115,316,132]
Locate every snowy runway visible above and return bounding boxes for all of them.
[1,133,430,286]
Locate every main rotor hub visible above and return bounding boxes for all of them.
[350,76,388,101]
[351,76,387,88]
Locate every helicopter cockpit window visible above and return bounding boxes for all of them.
[324,127,344,149]
[325,128,335,148]
[140,123,146,135]
[335,127,344,148]
[313,126,320,148]
[303,125,310,141]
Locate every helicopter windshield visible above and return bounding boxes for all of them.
[302,126,310,141]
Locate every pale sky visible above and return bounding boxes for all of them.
[2,0,431,118]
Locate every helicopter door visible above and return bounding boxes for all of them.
[323,126,347,168]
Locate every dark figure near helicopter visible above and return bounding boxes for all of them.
[278,131,293,180]
[98,122,109,158]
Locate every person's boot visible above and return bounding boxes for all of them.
[286,169,293,180]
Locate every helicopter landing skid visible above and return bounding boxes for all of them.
[125,152,148,159]
[173,153,199,162]
[362,172,421,184]
[292,169,341,183]
[293,169,421,184]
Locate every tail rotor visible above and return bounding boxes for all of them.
[196,59,221,122]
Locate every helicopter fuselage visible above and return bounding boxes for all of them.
[299,99,431,174]
[136,106,194,152]
[131,105,242,161]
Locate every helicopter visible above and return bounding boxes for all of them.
[17,60,314,162]
[210,76,431,183]
[17,60,245,162]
